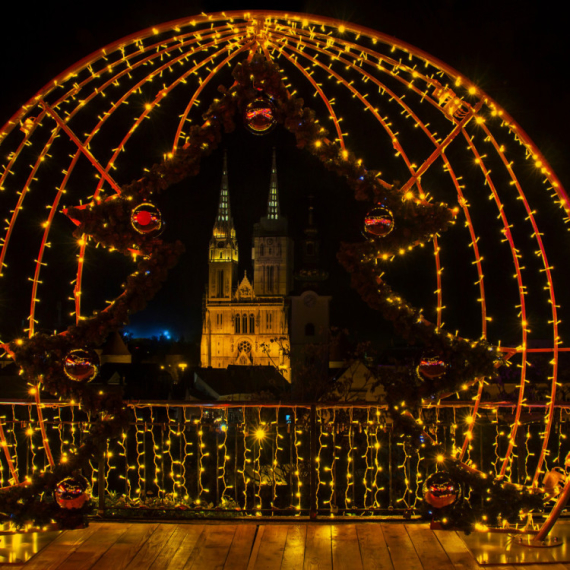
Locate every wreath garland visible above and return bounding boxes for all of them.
[0,54,542,530]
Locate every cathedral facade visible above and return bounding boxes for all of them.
[199,150,293,382]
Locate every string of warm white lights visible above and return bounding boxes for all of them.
[1,11,569,531]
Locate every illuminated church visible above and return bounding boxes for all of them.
[199,150,295,382]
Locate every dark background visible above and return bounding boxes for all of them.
[0,0,568,347]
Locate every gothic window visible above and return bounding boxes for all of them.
[235,316,240,334]
[249,314,255,334]
[266,312,272,330]
[305,323,315,336]
[220,314,223,327]
[267,266,274,292]
[242,314,247,334]
[260,244,265,256]
[269,247,273,255]
[219,251,223,259]
[238,340,252,354]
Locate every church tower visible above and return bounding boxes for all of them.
[252,148,293,296]
[207,151,238,300]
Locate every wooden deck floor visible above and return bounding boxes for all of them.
[3,521,570,570]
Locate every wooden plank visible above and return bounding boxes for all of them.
[184,525,237,570]
[281,524,307,570]
[246,526,264,570]
[149,525,205,570]
[224,525,257,570]
[355,524,394,570]
[303,524,332,570]
[20,525,99,569]
[406,525,455,570]
[331,525,363,570]
[42,523,132,570]
[124,523,177,570]
[247,525,288,570]
[381,524,423,570]
[432,530,483,570]
[89,523,159,570]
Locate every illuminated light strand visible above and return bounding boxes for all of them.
[327,409,337,513]
[32,387,55,468]
[0,413,18,484]
[134,406,145,498]
[219,408,229,503]
[179,408,189,500]
[362,409,372,510]
[164,406,176,498]
[149,406,161,498]
[316,408,324,511]
[26,405,38,476]
[293,407,301,512]
[480,125,561,485]
[463,131,529,480]
[197,407,206,502]
[458,381,484,461]
[271,407,279,512]
[344,409,353,510]
[372,424,382,508]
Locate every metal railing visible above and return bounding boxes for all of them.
[1,399,569,519]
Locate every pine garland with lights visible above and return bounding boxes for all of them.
[0,53,542,531]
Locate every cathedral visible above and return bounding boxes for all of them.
[199,150,295,382]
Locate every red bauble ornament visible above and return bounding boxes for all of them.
[244,98,276,135]
[54,475,91,510]
[131,203,163,236]
[417,355,447,380]
[423,472,462,509]
[63,348,100,382]
[364,207,394,237]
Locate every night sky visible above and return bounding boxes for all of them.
[1,1,569,348]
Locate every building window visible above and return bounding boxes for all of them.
[266,312,272,330]
[305,323,315,336]
[249,314,255,334]
[235,315,240,334]
[219,251,223,259]
[242,314,247,334]
[260,244,265,256]
[217,270,224,298]
[267,266,274,292]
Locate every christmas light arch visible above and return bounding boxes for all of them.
[0,11,569,528]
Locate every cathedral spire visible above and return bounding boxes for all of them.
[267,147,280,220]
[212,150,235,239]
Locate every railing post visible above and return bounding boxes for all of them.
[97,445,106,517]
[310,404,317,520]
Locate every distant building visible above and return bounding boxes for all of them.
[200,150,293,381]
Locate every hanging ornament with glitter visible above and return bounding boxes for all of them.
[364,206,394,237]
[54,475,91,509]
[423,472,462,509]
[417,354,447,380]
[63,348,100,382]
[131,203,163,236]
[244,97,277,135]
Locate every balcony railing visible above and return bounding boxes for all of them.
[1,399,569,519]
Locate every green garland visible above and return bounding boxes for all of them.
[0,53,537,531]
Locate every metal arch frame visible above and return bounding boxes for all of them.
[0,11,567,491]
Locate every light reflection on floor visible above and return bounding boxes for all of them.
[460,522,570,566]
[0,530,60,564]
